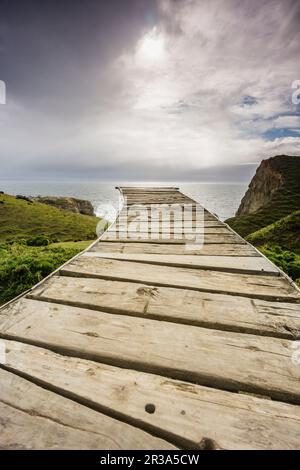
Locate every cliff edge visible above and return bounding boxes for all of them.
[32,196,95,216]
[226,155,300,236]
[236,156,284,216]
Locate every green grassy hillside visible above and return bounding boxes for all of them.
[0,193,100,305]
[0,193,99,243]
[226,156,300,237]
[246,210,300,253]
[245,211,300,286]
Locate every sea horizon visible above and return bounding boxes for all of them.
[0,179,248,221]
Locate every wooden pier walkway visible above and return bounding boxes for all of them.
[0,186,300,449]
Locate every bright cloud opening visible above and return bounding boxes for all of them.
[136,28,165,64]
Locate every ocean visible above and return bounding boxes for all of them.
[0,180,248,222]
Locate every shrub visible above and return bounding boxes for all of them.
[260,245,300,282]
[26,235,50,246]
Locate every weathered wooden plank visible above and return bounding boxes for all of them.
[82,251,278,275]
[115,219,226,228]
[108,228,234,237]
[116,205,227,228]
[117,215,220,225]
[122,193,196,198]
[118,207,213,212]
[124,200,196,206]
[123,201,196,207]
[119,205,204,213]
[119,187,180,192]
[120,189,182,193]
[109,223,231,234]
[120,206,215,217]
[61,257,299,301]
[121,194,184,199]
[3,340,300,450]
[91,241,260,256]
[119,188,188,194]
[29,276,300,339]
[0,299,299,403]
[114,220,227,228]
[0,369,174,450]
[118,190,199,209]
[120,204,209,212]
[101,232,244,244]
[120,189,180,193]
[113,228,230,238]
[123,194,194,201]
[118,190,208,217]
[120,190,180,194]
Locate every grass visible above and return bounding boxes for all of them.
[258,245,300,287]
[244,210,300,287]
[246,210,300,254]
[0,240,92,305]
[0,193,100,243]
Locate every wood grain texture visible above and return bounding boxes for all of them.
[29,275,300,339]
[109,222,231,234]
[91,241,259,256]
[119,207,218,221]
[61,256,299,301]
[123,196,195,203]
[101,232,243,244]
[2,340,300,450]
[118,185,180,190]
[115,220,226,228]
[82,251,278,275]
[0,299,299,403]
[0,369,175,450]
[119,207,214,214]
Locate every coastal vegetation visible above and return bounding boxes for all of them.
[0,241,91,305]
[0,193,100,305]
[0,193,98,243]
[246,210,300,285]
[226,156,300,287]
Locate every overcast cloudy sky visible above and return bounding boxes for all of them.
[0,0,299,181]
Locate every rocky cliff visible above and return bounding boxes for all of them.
[32,196,95,216]
[236,157,284,216]
[226,155,300,236]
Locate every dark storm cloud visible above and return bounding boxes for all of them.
[0,0,157,108]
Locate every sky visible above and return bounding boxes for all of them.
[0,0,299,181]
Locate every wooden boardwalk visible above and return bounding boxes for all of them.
[0,186,300,450]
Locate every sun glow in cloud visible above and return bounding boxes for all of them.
[136,28,165,64]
